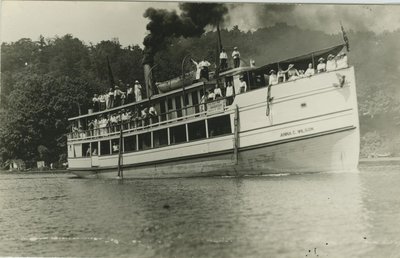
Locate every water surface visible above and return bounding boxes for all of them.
[1,163,399,257]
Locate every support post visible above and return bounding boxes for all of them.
[233,105,239,165]
[117,112,123,179]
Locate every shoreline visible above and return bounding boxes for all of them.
[0,169,69,174]
[359,157,400,162]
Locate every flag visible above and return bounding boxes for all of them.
[341,23,350,52]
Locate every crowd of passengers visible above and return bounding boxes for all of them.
[72,51,348,138]
[71,83,238,139]
[91,80,144,112]
[267,52,348,85]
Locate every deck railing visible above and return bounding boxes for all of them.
[68,96,232,141]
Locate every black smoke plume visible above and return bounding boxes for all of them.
[142,3,228,64]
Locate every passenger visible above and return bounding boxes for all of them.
[112,142,119,153]
[225,82,234,105]
[200,92,208,112]
[214,85,223,99]
[199,59,211,80]
[219,48,228,70]
[232,47,241,68]
[207,90,215,101]
[134,80,142,101]
[268,70,279,85]
[121,110,130,129]
[191,59,201,80]
[86,147,91,157]
[239,77,247,93]
[92,148,98,155]
[107,88,114,108]
[100,116,108,135]
[326,54,337,71]
[304,63,315,77]
[121,91,126,106]
[277,68,286,83]
[149,105,158,124]
[298,70,305,77]
[99,94,106,111]
[285,64,300,81]
[110,114,118,132]
[93,117,99,136]
[250,59,256,67]
[336,52,348,69]
[317,57,326,73]
[141,107,149,126]
[88,119,94,136]
[114,86,123,107]
[126,84,134,103]
[92,94,99,112]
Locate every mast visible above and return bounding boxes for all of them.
[107,56,115,90]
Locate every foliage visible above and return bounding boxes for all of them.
[1,24,400,165]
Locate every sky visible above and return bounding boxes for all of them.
[1,1,400,47]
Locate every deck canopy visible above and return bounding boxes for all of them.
[254,44,346,75]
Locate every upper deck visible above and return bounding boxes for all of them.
[67,43,349,143]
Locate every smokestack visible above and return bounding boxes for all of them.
[143,64,153,98]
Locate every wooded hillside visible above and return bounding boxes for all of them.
[1,23,399,166]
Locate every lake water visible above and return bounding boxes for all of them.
[1,162,400,257]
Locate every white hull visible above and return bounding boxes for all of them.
[68,67,360,178]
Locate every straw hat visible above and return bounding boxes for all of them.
[328,54,334,59]
[135,80,139,83]
[318,57,324,62]
[234,47,238,50]
[269,69,276,74]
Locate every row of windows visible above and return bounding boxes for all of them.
[70,116,231,158]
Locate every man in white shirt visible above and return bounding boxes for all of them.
[92,94,99,112]
[213,85,223,99]
[269,70,279,85]
[232,47,240,68]
[304,63,315,77]
[191,59,201,80]
[199,59,211,80]
[134,80,142,101]
[317,57,326,73]
[219,49,228,70]
[326,54,337,71]
[239,77,247,93]
[336,53,348,69]
[225,82,234,105]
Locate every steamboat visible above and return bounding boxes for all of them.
[67,41,359,178]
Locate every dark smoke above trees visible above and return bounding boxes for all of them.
[142,3,228,64]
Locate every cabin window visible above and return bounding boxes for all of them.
[184,93,190,106]
[68,144,74,158]
[91,142,98,156]
[153,129,168,148]
[191,91,200,113]
[175,96,182,117]
[207,115,232,137]
[74,144,83,158]
[138,132,151,150]
[167,98,173,110]
[111,139,120,154]
[160,100,167,121]
[124,135,136,152]
[82,143,90,157]
[100,140,110,156]
[170,124,187,144]
[188,120,207,141]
